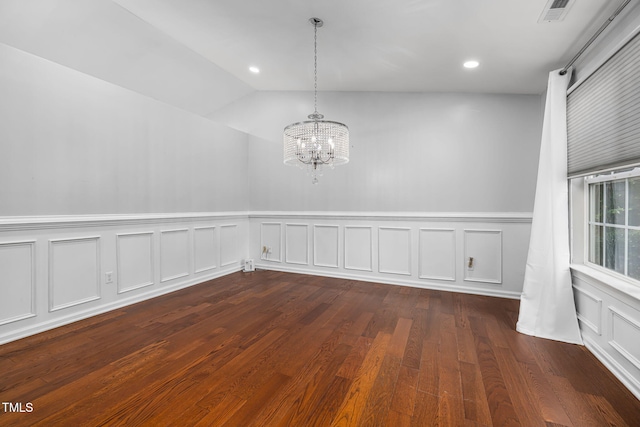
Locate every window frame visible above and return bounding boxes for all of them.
[584,167,640,285]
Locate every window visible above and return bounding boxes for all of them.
[586,168,640,282]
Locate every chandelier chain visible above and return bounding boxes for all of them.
[314,22,318,114]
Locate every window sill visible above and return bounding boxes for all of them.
[570,264,640,302]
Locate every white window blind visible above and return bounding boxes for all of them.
[567,31,640,177]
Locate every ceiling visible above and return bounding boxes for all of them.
[0,0,628,117]
[110,0,621,94]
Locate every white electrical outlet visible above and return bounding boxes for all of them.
[105,272,113,283]
[243,259,255,272]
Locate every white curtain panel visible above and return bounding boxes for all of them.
[516,69,583,345]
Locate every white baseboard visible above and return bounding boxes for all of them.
[0,266,241,345]
[583,335,640,400]
[254,262,522,300]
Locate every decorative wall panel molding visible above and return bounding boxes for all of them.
[251,213,528,300]
[260,222,282,263]
[220,224,240,267]
[194,226,217,273]
[313,225,339,268]
[285,224,308,265]
[49,236,101,311]
[609,306,640,371]
[378,227,411,276]
[463,229,502,284]
[344,226,373,271]
[419,228,456,281]
[160,229,190,282]
[0,240,36,325]
[117,232,154,293]
[573,285,602,335]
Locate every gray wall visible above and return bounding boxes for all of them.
[1,43,544,217]
[0,43,250,216]
[212,91,543,212]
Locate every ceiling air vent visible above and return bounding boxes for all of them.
[538,0,574,23]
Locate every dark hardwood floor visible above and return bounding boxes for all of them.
[1,270,639,426]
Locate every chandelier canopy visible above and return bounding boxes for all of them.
[283,17,349,184]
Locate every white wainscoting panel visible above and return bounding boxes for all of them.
[251,212,529,299]
[221,224,240,267]
[260,222,282,263]
[194,226,217,273]
[117,232,154,293]
[344,226,373,271]
[609,306,640,371]
[285,224,308,265]
[574,286,602,335]
[160,229,189,282]
[0,241,36,325]
[378,227,411,276]
[571,267,640,400]
[419,228,456,281]
[49,237,101,311]
[464,229,502,284]
[314,225,339,268]
[0,212,249,346]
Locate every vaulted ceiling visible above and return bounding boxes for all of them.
[0,0,623,117]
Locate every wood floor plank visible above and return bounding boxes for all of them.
[386,409,412,427]
[329,332,393,426]
[411,390,439,427]
[493,345,548,427]
[387,317,413,359]
[194,393,246,427]
[336,335,373,380]
[459,360,493,426]
[276,342,352,427]
[219,372,291,427]
[1,270,638,426]
[457,321,479,365]
[401,308,426,370]
[390,365,420,416]
[546,375,610,427]
[474,334,522,426]
[246,322,353,426]
[416,338,440,396]
[340,311,374,346]
[359,353,403,426]
[519,360,573,426]
[304,376,352,427]
[438,390,467,427]
[586,394,632,427]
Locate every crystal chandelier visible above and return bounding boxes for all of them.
[283,17,349,184]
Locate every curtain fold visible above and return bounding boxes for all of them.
[516,68,583,345]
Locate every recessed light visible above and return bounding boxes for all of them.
[463,60,479,69]
[249,66,260,74]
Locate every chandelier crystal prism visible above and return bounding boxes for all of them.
[283,17,349,184]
